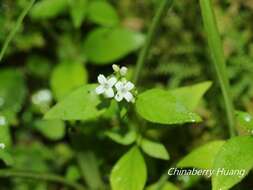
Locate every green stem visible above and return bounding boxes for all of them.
[0,169,86,190]
[199,0,236,137]
[0,0,36,63]
[133,0,174,84]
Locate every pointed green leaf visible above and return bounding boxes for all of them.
[106,130,137,145]
[30,0,68,19]
[0,69,26,114]
[136,89,202,125]
[110,146,147,190]
[84,27,145,64]
[34,119,66,140]
[87,0,119,27]
[140,139,169,160]
[170,81,212,110]
[212,136,253,190]
[50,62,87,101]
[178,141,225,169]
[44,84,105,121]
[69,0,88,28]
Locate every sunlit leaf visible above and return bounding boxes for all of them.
[170,81,212,110]
[140,138,169,160]
[44,84,105,121]
[212,136,253,190]
[110,146,147,190]
[30,0,68,19]
[136,89,202,125]
[177,141,225,169]
[235,111,253,133]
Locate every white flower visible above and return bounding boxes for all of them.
[0,143,5,149]
[32,89,52,105]
[120,66,128,76]
[115,81,135,102]
[112,64,120,72]
[95,74,117,98]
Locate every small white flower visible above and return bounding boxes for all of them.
[95,74,117,98]
[112,64,120,72]
[32,89,52,105]
[120,66,128,76]
[115,81,135,102]
[0,143,5,149]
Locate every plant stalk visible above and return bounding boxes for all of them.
[199,0,236,137]
[133,0,174,84]
[0,0,36,63]
[0,169,86,190]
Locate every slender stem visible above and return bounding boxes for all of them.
[199,0,236,137]
[0,0,36,63]
[133,0,174,84]
[0,169,86,190]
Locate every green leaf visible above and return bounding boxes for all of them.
[84,27,145,64]
[177,141,225,169]
[34,119,66,140]
[212,136,253,190]
[0,121,11,147]
[170,81,212,110]
[69,0,88,28]
[146,181,179,190]
[87,0,119,27]
[30,0,68,19]
[106,130,137,145]
[77,151,104,189]
[136,89,202,125]
[0,69,26,114]
[44,84,105,121]
[140,138,169,160]
[110,146,147,190]
[235,111,253,132]
[0,150,14,166]
[66,165,81,182]
[50,62,87,101]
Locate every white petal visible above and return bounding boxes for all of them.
[95,85,105,94]
[108,76,117,87]
[115,81,124,90]
[124,92,133,102]
[125,82,134,91]
[120,67,128,76]
[112,64,120,72]
[115,93,123,102]
[104,88,114,98]
[97,74,107,84]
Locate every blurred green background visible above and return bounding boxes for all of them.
[0,0,253,189]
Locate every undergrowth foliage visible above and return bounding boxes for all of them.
[0,0,253,190]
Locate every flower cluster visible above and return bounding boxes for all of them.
[95,65,136,103]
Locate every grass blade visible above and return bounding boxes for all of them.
[199,0,236,137]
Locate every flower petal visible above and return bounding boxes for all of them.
[95,85,105,94]
[108,76,117,87]
[125,82,134,91]
[115,81,123,90]
[112,64,120,72]
[120,67,128,76]
[105,88,114,98]
[115,93,123,102]
[98,74,107,84]
[124,92,133,102]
